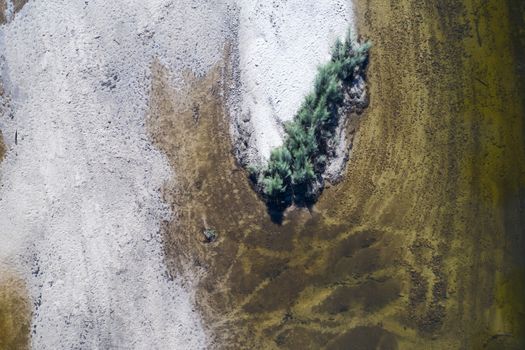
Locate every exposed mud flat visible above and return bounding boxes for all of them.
[152,0,525,349]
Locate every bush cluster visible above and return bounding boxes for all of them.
[250,30,371,208]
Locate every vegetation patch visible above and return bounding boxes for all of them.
[248,30,370,212]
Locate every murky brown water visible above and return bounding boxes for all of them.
[150,0,524,349]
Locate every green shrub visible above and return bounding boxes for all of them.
[268,147,292,180]
[250,29,370,207]
[263,174,285,197]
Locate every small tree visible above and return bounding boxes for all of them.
[248,29,371,210]
[263,174,285,197]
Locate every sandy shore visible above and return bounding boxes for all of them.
[0,0,360,348]
[149,0,525,348]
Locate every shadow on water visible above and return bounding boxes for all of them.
[266,204,285,225]
[266,200,315,225]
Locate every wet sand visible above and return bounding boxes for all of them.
[0,0,5,25]
[12,0,28,14]
[0,0,28,24]
[151,0,524,348]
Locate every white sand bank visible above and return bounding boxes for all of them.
[232,0,356,163]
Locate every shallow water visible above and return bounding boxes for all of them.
[0,0,523,348]
[152,0,525,348]
[0,273,30,350]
